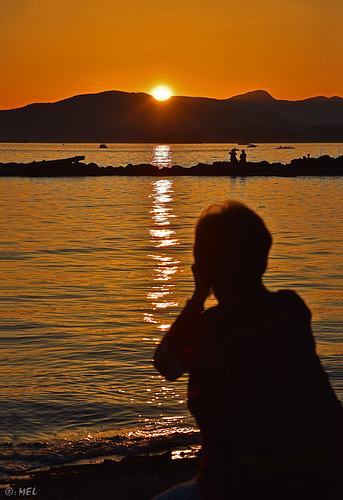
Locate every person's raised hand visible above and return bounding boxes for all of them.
[191,263,210,307]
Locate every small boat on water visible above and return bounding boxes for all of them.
[99,143,108,149]
[277,146,295,149]
[237,142,257,147]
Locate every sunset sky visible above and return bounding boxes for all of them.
[1,0,342,110]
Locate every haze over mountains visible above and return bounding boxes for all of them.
[0,90,342,143]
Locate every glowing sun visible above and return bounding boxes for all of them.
[151,85,173,101]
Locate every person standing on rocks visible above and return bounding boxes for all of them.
[229,149,238,163]
[240,149,247,163]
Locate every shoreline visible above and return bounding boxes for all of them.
[0,155,343,177]
[1,453,199,500]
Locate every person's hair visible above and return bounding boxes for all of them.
[194,200,272,291]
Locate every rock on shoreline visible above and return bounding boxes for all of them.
[0,155,343,177]
[2,452,199,500]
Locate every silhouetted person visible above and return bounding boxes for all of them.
[153,200,343,500]
[240,149,247,163]
[229,148,238,163]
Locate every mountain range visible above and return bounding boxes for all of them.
[0,90,342,143]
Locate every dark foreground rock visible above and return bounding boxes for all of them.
[1,453,199,500]
[0,155,343,177]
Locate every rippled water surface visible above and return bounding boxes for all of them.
[0,142,342,167]
[0,156,342,475]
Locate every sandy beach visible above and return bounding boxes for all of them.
[1,454,199,500]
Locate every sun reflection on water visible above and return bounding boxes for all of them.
[145,179,179,332]
[151,145,172,168]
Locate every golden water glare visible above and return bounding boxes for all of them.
[151,145,172,169]
[145,178,179,332]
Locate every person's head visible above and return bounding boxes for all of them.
[193,200,272,297]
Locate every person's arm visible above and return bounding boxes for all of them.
[153,264,210,381]
[153,296,204,380]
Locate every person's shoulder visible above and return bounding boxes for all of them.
[273,289,311,319]
[202,304,224,319]
[274,289,307,305]
[200,304,227,329]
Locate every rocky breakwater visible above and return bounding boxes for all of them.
[0,155,343,177]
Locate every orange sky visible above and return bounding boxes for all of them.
[1,0,342,110]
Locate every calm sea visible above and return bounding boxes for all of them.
[0,143,342,477]
[0,142,342,168]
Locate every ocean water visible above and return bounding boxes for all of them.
[0,142,342,168]
[0,144,342,478]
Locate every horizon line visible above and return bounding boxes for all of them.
[2,89,343,112]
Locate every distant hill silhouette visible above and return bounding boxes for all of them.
[222,90,343,127]
[0,90,342,143]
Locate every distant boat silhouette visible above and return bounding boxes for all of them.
[99,143,108,149]
[238,142,257,147]
[277,146,295,149]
